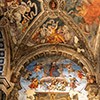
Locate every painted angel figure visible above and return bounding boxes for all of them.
[47,24,65,43]
[69,77,78,90]
[33,63,43,73]
[77,70,85,79]
[65,63,75,73]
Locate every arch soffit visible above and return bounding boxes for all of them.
[14,44,94,75]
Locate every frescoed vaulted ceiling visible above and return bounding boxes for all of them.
[0,0,99,80]
[0,0,99,85]
[0,0,99,48]
[0,0,100,100]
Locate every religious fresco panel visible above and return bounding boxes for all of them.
[18,56,88,100]
[27,18,75,46]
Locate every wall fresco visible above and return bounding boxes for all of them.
[18,56,88,100]
[27,18,74,46]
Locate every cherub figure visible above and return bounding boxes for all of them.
[65,63,75,73]
[69,77,77,89]
[77,70,85,79]
[33,63,43,73]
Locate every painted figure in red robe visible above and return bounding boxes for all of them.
[77,70,85,79]
[49,62,60,77]
[29,78,38,89]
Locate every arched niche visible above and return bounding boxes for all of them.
[8,44,95,100]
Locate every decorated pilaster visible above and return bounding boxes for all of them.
[0,4,12,99]
[85,75,99,100]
